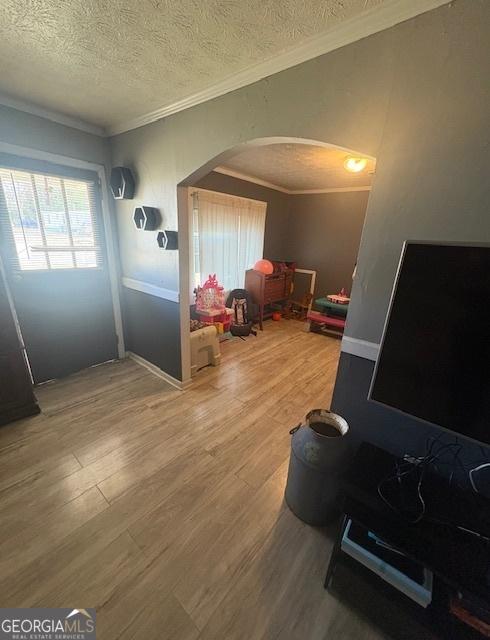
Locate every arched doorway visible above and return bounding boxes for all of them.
[177,137,376,383]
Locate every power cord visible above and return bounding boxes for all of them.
[377,434,490,528]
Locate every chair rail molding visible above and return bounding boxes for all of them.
[122,276,179,303]
[341,336,380,361]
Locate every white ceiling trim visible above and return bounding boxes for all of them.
[214,166,290,193]
[0,0,450,138]
[108,0,451,136]
[292,186,372,194]
[0,91,105,137]
[213,166,371,195]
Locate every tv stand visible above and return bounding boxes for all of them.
[326,443,490,638]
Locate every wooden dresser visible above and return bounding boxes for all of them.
[245,268,294,330]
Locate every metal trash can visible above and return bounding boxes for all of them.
[285,408,349,525]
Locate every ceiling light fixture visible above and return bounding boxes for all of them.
[344,156,368,173]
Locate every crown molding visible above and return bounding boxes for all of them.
[108,0,452,136]
[0,92,105,137]
[213,166,371,195]
[292,186,372,194]
[214,166,290,193]
[0,0,450,137]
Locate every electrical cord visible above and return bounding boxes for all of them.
[377,434,490,527]
[469,463,490,494]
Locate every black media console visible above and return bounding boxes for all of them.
[325,443,490,638]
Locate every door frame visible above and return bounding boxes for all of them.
[0,141,126,363]
[177,185,192,385]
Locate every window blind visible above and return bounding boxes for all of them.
[0,167,103,272]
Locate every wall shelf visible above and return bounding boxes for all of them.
[133,206,160,231]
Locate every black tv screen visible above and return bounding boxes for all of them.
[370,243,490,446]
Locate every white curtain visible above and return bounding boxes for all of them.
[193,189,266,291]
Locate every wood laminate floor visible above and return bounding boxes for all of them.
[0,321,428,639]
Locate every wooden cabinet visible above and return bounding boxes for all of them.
[245,268,293,330]
[0,269,39,427]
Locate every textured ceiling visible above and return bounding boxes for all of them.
[0,0,386,130]
[219,143,375,191]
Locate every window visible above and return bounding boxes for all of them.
[0,168,101,271]
[192,189,267,291]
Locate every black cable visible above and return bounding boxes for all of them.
[377,435,489,525]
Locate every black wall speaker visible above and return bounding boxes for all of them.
[110,167,135,200]
[157,230,178,250]
[133,206,160,231]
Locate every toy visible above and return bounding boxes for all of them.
[253,259,274,275]
[195,274,233,332]
[195,274,225,312]
[190,319,207,332]
[286,293,313,320]
[327,288,350,305]
[304,310,346,336]
[307,290,349,336]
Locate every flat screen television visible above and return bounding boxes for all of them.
[369,242,490,446]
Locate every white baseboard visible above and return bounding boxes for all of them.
[126,351,192,390]
[341,336,379,362]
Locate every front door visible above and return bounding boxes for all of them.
[0,154,119,383]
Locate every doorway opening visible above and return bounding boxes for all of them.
[0,148,124,397]
[177,137,376,397]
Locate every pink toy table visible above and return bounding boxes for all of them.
[306,310,346,335]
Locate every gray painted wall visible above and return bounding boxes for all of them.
[2,0,487,384]
[331,352,490,460]
[123,288,181,380]
[0,105,111,167]
[111,0,490,358]
[286,191,368,297]
[195,172,368,298]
